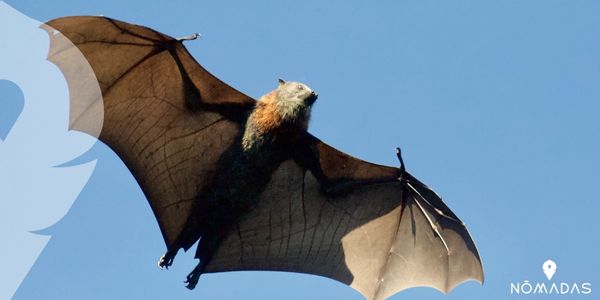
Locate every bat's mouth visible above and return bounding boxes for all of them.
[306,92,318,105]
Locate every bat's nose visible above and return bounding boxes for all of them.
[307,91,318,105]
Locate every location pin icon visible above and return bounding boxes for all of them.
[543,259,557,280]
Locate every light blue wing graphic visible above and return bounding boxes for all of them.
[0,2,103,298]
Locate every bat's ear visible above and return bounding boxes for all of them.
[278,78,286,87]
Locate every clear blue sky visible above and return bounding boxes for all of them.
[4,1,599,299]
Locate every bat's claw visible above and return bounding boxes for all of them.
[184,270,201,290]
[158,251,175,270]
[184,260,205,290]
[396,147,406,178]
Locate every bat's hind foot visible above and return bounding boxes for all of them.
[184,260,205,290]
[158,250,177,270]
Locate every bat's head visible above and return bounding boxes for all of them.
[244,79,318,150]
[276,78,318,106]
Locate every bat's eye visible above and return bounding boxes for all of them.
[297,85,304,90]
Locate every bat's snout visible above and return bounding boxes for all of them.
[307,91,318,105]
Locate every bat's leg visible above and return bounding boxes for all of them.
[184,228,226,289]
[184,259,206,290]
[158,249,177,269]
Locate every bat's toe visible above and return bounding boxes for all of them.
[184,260,205,290]
[157,252,175,270]
[184,272,201,290]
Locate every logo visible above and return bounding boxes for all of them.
[543,259,557,280]
[510,259,592,296]
[0,2,102,299]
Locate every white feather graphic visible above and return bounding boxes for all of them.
[0,2,103,298]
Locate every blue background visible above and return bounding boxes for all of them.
[4,1,599,299]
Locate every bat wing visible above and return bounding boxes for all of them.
[206,134,484,300]
[45,16,255,250]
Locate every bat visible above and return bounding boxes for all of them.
[45,16,483,300]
